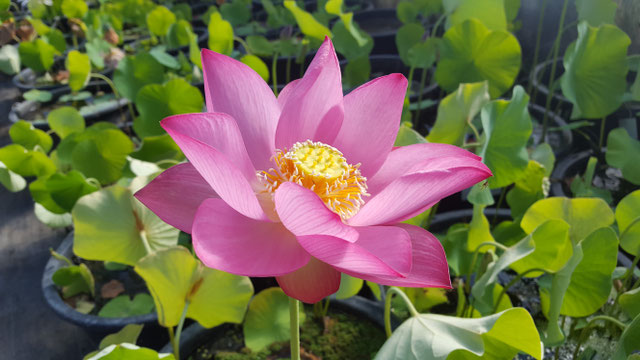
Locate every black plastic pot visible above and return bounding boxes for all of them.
[352,9,402,55]
[42,233,165,348]
[160,296,395,359]
[9,83,130,130]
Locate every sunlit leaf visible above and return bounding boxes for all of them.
[560,22,630,119]
[284,0,331,41]
[86,343,174,360]
[18,39,59,72]
[0,144,56,177]
[616,190,640,254]
[61,0,88,18]
[208,12,234,55]
[146,6,176,37]
[435,19,521,97]
[445,0,507,31]
[0,161,26,192]
[135,247,253,327]
[66,50,91,92]
[240,54,269,82]
[9,120,52,152]
[47,106,86,139]
[114,52,164,101]
[335,273,363,299]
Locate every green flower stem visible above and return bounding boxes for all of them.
[430,13,447,37]
[528,0,549,99]
[621,252,640,291]
[492,268,547,314]
[167,327,176,356]
[541,0,570,141]
[384,287,419,338]
[90,73,132,124]
[413,67,428,126]
[464,242,509,294]
[424,202,439,230]
[234,37,251,54]
[572,315,627,359]
[139,230,152,255]
[289,296,301,360]
[173,301,190,360]
[599,117,607,150]
[272,52,279,96]
[406,66,415,101]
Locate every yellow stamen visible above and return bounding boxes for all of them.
[257,140,368,220]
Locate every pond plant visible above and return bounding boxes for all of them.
[0,0,639,359]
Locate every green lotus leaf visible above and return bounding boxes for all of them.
[619,287,640,318]
[606,127,640,185]
[407,38,438,70]
[0,144,56,177]
[23,89,52,102]
[86,343,174,360]
[521,197,614,244]
[208,12,234,55]
[66,50,91,92]
[395,23,424,67]
[616,189,640,254]
[471,228,534,315]
[34,202,72,227]
[114,52,165,101]
[560,22,630,119]
[435,19,521,97]
[61,0,87,18]
[166,20,193,49]
[135,247,253,328]
[427,81,490,146]
[506,160,548,220]
[47,106,86,139]
[134,78,204,138]
[73,184,179,266]
[510,219,572,276]
[575,0,617,26]
[98,324,144,351]
[477,86,532,188]
[99,294,155,318]
[240,54,269,82]
[374,308,541,360]
[441,223,473,277]
[243,287,305,351]
[394,123,427,146]
[540,227,618,344]
[284,0,331,41]
[18,39,59,72]
[335,273,364,299]
[46,170,99,212]
[0,44,21,75]
[52,262,95,298]
[220,0,251,27]
[445,0,507,31]
[0,161,26,192]
[43,28,66,53]
[467,204,494,251]
[332,20,373,61]
[9,120,52,152]
[613,313,640,360]
[148,46,180,70]
[147,6,176,37]
[59,126,134,185]
[130,135,184,164]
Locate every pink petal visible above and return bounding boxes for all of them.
[343,224,451,288]
[295,225,412,278]
[275,38,344,149]
[277,79,301,109]
[161,113,256,180]
[276,257,341,303]
[134,163,216,233]
[202,49,279,171]
[192,198,310,277]
[349,153,492,226]
[162,117,269,221]
[332,74,408,178]
[367,143,483,195]
[274,182,358,243]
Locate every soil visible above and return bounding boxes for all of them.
[61,256,151,316]
[187,307,386,360]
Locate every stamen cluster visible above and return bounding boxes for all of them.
[258,140,369,220]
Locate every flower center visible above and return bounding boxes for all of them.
[257,140,368,220]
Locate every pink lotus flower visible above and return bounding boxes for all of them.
[135,38,492,303]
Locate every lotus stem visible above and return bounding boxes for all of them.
[542,0,570,141]
[272,52,279,96]
[413,67,428,126]
[621,252,640,291]
[465,242,508,294]
[173,301,190,360]
[384,287,419,338]
[491,268,547,314]
[289,297,301,360]
[90,73,131,124]
[528,0,549,99]
[234,36,251,54]
[598,116,608,150]
[572,315,627,359]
